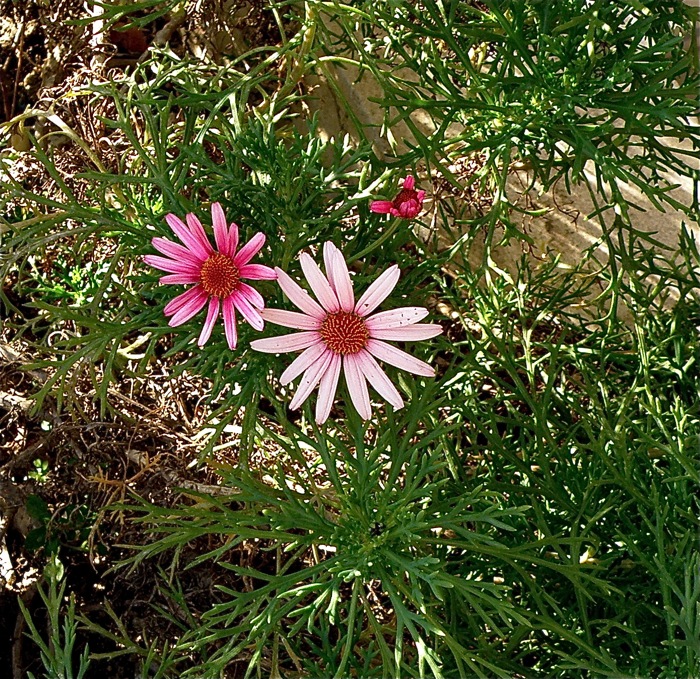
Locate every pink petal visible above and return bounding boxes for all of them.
[230,291,264,331]
[240,263,277,280]
[168,288,208,326]
[211,203,229,254]
[354,265,400,317]
[322,242,348,305]
[234,232,265,267]
[261,308,322,330]
[251,331,321,354]
[316,352,341,424]
[366,339,435,377]
[228,222,239,258]
[289,350,334,411]
[280,342,327,385]
[369,324,443,342]
[398,199,422,219]
[152,237,204,264]
[165,214,211,260]
[323,241,340,292]
[159,273,201,285]
[355,350,404,410]
[237,282,265,309]
[198,297,220,347]
[186,213,215,258]
[343,353,372,420]
[163,285,205,316]
[300,252,339,313]
[222,296,238,349]
[144,254,200,275]
[328,245,354,312]
[365,307,429,330]
[275,268,325,320]
[370,200,393,214]
[403,176,415,190]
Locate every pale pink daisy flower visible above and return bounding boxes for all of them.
[250,242,442,424]
[370,175,426,219]
[144,203,276,349]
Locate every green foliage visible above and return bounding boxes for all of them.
[108,223,700,677]
[1,0,699,677]
[0,45,375,426]
[436,242,700,676]
[19,556,91,679]
[19,256,112,308]
[118,414,538,678]
[69,0,182,31]
[24,494,97,555]
[317,0,700,237]
[28,458,51,484]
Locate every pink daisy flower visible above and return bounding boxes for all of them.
[370,175,426,219]
[144,203,276,349]
[250,242,442,424]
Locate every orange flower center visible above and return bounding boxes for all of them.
[320,311,369,355]
[200,253,240,297]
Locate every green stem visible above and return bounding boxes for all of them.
[333,577,361,679]
[238,397,258,470]
[349,218,401,263]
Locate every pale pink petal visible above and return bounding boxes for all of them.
[163,285,205,316]
[165,214,210,260]
[300,252,339,313]
[237,282,265,310]
[275,268,325,320]
[323,242,340,293]
[322,242,349,305]
[369,325,443,341]
[159,273,201,285]
[234,232,266,267]
[152,237,204,264]
[168,288,208,326]
[222,296,238,349]
[289,351,334,411]
[354,265,400,317]
[262,309,322,330]
[329,246,354,312]
[355,350,404,410]
[343,353,372,420]
[186,213,215,258]
[211,203,229,254]
[240,263,276,280]
[366,339,435,377]
[365,307,429,330]
[251,331,321,353]
[403,176,415,190]
[230,291,264,331]
[316,352,341,424]
[144,254,200,275]
[370,201,393,214]
[280,342,327,385]
[198,297,220,347]
[228,222,239,258]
